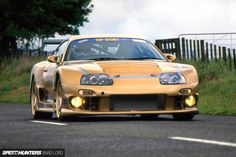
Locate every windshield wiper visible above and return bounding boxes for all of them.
[87,57,119,61]
[124,57,163,60]
[86,57,163,61]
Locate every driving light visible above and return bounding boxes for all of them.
[185,95,196,107]
[71,96,85,108]
[81,74,113,85]
[78,89,94,95]
[160,72,186,85]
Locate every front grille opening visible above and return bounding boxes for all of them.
[110,95,165,111]
[175,96,184,109]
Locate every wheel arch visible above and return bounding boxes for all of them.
[30,73,35,89]
[29,74,35,104]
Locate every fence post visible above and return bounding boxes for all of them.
[206,42,209,63]
[222,47,227,63]
[214,45,217,62]
[219,46,222,60]
[181,38,186,60]
[210,44,213,60]
[197,40,200,61]
[169,42,172,55]
[200,40,205,62]
[228,48,232,70]
[186,39,189,60]
[163,40,167,53]
[176,39,181,60]
[190,40,193,60]
[233,49,236,70]
[193,40,196,61]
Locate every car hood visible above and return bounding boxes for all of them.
[60,60,198,85]
[63,60,195,75]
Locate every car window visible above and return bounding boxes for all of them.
[54,41,68,55]
[65,38,165,61]
[54,41,68,62]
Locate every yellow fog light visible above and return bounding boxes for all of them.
[71,97,85,108]
[185,95,196,107]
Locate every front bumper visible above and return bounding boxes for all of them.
[59,82,199,116]
[59,93,199,116]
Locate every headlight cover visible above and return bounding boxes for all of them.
[160,72,186,85]
[80,74,113,85]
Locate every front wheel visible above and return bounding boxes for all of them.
[55,80,66,121]
[30,79,52,119]
[172,113,195,121]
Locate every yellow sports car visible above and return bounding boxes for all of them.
[30,35,199,121]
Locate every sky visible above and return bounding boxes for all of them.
[79,0,236,42]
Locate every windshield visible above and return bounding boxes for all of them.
[65,38,165,61]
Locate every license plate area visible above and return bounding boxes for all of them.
[110,95,165,111]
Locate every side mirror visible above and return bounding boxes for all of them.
[47,55,60,64]
[164,54,176,62]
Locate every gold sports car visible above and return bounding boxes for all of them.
[30,34,199,121]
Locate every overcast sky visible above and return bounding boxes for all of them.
[79,0,236,42]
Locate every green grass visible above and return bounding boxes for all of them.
[0,56,235,116]
[0,55,45,104]
[199,72,236,115]
[183,60,236,116]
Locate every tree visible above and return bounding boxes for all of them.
[0,0,93,56]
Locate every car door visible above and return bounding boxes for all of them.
[42,40,68,93]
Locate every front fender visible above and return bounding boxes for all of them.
[58,66,83,86]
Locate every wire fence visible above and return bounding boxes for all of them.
[155,32,236,70]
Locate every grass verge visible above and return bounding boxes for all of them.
[0,55,44,104]
[184,60,236,116]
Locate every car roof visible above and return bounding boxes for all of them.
[68,34,147,42]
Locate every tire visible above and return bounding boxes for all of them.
[55,80,66,121]
[140,114,158,120]
[172,113,195,121]
[30,79,52,119]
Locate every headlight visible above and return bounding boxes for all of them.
[160,72,186,84]
[80,74,113,85]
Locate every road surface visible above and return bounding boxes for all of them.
[0,103,236,157]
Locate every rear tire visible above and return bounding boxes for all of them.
[30,79,52,119]
[140,114,158,120]
[172,113,195,121]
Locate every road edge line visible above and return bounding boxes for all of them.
[30,120,68,126]
[170,136,236,148]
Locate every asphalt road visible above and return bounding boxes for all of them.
[0,103,236,157]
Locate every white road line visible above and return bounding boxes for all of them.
[30,120,68,126]
[170,136,236,148]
